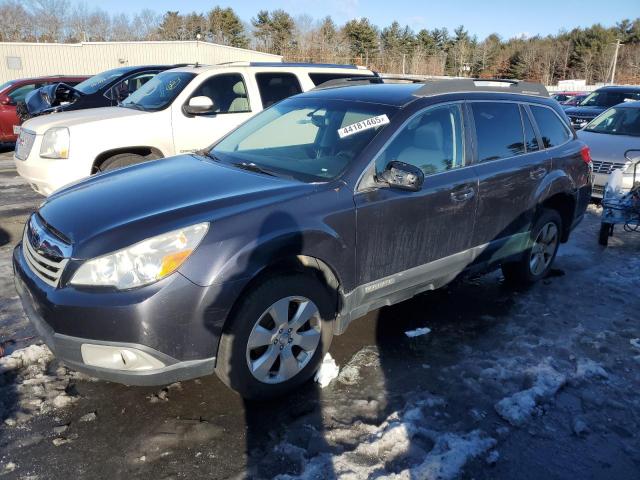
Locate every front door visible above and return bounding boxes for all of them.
[171,72,255,154]
[354,103,479,303]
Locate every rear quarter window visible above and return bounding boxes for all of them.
[530,105,572,148]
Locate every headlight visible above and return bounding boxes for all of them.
[40,127,70,159]
[70,223,209,289]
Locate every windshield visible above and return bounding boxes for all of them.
[579,90,640,108]
[74,67,133,94]
[0,80,14,93]
[585,106,640,137]
[120,71,195,112]
[211,98,397,182]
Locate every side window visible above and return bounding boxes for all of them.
[191,73,250,114]
[471,102,525,161]
[8,84,38,103]
[256,73,302,108]
[309,73,372,87]
[111,72,157,101]
[520,105,540,152]
[375,104,464,177]
[530,105,571,148]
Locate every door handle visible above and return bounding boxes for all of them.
[450,187,475,203]
[530,167,547,180]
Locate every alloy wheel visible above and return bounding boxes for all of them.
[245,296,322,384]
[529,222,559,276]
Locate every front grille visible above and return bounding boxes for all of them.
[592,160,628,175]
[22,220,69,288]
[15,129,36,161]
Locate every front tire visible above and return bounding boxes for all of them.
[502,209,562,286]
[98,153,145,172]
[215,273,335,399]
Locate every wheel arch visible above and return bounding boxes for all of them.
[91,146,165,173]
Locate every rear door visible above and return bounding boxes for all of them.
[355,102,479,301]
[468,101,550,260]
[171,72,255,154]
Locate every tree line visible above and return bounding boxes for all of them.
[1,0,639,84]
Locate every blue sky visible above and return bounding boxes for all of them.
[91,0,638,39]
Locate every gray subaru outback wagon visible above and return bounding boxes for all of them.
[14,78,592,398]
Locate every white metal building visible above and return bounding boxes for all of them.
[0,41,282,83]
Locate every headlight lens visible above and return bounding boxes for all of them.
[40,127,70,159]
[70,223,209,289]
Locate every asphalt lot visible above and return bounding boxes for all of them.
[0,148,639,479]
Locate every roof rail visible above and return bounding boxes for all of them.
[414,78,549,97]
[313,75,424,90]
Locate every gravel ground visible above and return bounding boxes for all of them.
[0,148,639,479]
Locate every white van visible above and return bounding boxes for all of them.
[14,63,375,195]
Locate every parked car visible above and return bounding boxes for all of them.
[17,64,180,123]
[0,75,88,144]
[560,93,588,108]
[13,78,592,398]
[14,63,376,195]
[551,91,581,103]
[577,101,640,198]
[565,85,640,129]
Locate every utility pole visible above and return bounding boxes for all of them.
[402,54,406,75]
[610,39,622,84]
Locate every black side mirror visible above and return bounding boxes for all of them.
[378,161,424,191]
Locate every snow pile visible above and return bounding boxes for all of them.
[314,353,339,388]
[494,362,566,426]
[405,327,432,338]
[275,401,495,479]
[0,343,90,425]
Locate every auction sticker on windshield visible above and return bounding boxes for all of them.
[338,114,390,139]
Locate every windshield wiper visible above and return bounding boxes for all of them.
[232,161,277,177]
[121,102,144,110]
[196,149,220,161]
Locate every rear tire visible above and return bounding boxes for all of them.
[215,273,335,399]
[98,153,146,172]
[598,222,612,246]
[502,209,562,286]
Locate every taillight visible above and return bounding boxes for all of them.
[580,146,592,165]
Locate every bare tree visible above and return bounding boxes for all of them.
[0,0,33,41]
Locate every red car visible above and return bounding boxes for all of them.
[0,75,88,144]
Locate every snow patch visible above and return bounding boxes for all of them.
[575,358,608,380]
[0,344,89,425]
[494,362,566,426]
[405,327,432,338]
[314,353,339,388]
[336,346,379,386]
[275,399,494,479]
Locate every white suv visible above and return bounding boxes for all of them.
[14,63,375,195]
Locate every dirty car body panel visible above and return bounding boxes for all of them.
[14,81,591,386]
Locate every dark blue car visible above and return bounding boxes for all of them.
[565,85,640,129]
[13,78,592,398]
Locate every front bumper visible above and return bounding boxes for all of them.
[591,171,637,199]
[14,150,86,196]
[13,243,244,386]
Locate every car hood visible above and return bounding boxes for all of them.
[38,155,313,259]
[577,130,640,164]
[21,106,148,134]
[23,83,81,118]
[564,106,604,118]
